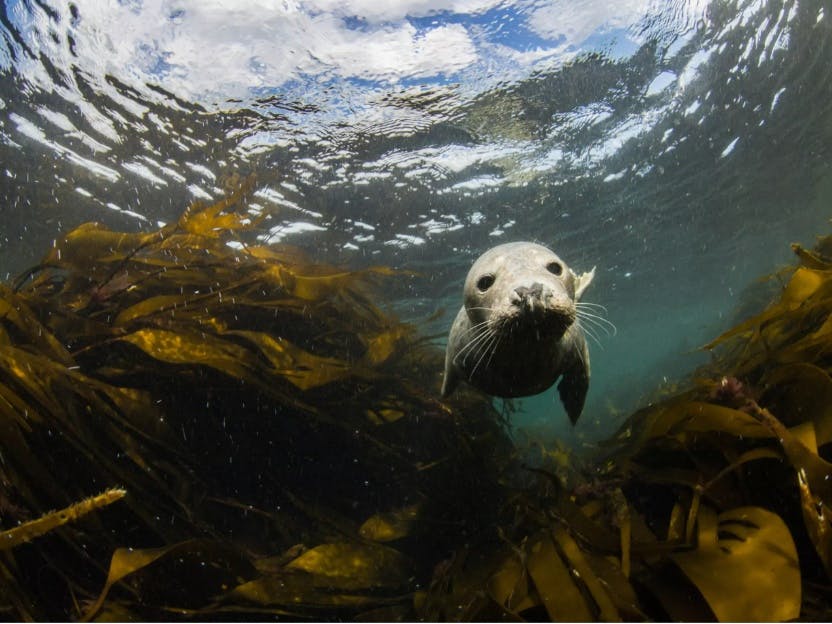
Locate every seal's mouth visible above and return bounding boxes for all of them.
[505,282,575,337]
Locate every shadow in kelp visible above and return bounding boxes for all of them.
[1,180,831,621]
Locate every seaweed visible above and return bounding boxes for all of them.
[2,178,832,620]
[0,178,511,620]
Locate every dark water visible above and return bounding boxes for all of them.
[1,0,831,442]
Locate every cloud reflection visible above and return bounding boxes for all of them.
[44,0,677,104]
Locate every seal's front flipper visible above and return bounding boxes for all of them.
[557,357,589,425]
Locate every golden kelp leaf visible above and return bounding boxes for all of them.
[637,401,773,443]
[178,179,259,237]
[83,542,183,621]
[417,548,516,621]
[748,402,832,503]
[359,502,422,542]
[114,294,204,326]
[285,542,410,589]
[526,531,593,622]
[230,570,378,608]
[797,468,832,579]
[87,602,140,622]
[258,262,401,302]
[667,502,687,541]
[245,243,318,265]
[84,539,257,621]
[227,330,351,390]
[671,506,800,622]
[363,327,409,366]
[0,379,40,430]
[781,266,828,307]
[583,553,644,620]
[179,205,253,237]
[814,234,832,260]
[552,526,619,621]
[700,447,784,495]
[258,265,355,301]
[117,328,253,379]
[790,421,818,455]
[44,223,161,270]
[776,313,832,368]
[792,243,832,270]
[487,553,535,614]
[761,363,832,444]
[0,347,71,417]
[373,408,405,424]
[610,489,631,578]
[740,401,832,577]
[0,289,74,365]
[703,266,830,351]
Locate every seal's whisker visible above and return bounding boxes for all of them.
[576,301,608,313]
[457,321,492,346]
[458,319,491,337]
[577,314,614,336]
[471,332,500,378]
[485,331,503,370]
[577,310,617,336]
[465,330,495,371]
[576,306,614,323]
[455,329,490,364]
[455,326,495,366]
[454,322,491,350]
[579,321,603,349]
[574,336,588,369]
[575,303,613,319]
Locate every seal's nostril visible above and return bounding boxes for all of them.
[514,284,544,301]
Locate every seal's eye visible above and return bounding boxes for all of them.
[546,261,563,276]
[476,274,495,292]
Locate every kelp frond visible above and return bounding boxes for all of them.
[0,184,508,621]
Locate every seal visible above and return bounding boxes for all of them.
[441,241,596,424]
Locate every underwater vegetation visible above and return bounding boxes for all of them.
[1,181,831,621]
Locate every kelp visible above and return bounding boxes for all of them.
[0,489,126,551]
[0,179,511,621]
[3,178,832,621]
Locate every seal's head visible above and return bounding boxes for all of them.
[463,241,581,340]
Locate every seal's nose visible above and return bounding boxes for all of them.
[516,282,544,299]
[512,282,545,306]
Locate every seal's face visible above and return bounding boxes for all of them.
[463,241,577,339]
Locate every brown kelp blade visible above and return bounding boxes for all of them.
[1,188,509,621]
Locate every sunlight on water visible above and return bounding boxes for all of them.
[1,0,831,440]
